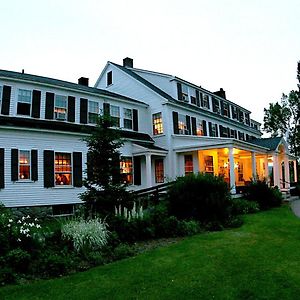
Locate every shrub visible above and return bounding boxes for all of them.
[61,218,109,254]
[244,179,283,210]
[6,248,31,273]
[230,198,260,215]
[167,173,231,223]
[0,267,16,285]
[112,243,136,260]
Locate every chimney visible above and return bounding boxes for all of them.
[123,57,133,68]
[213,88,226,99]
[78,77,89,86]
[22,69,24,74]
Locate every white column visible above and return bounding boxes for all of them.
[273,154,280,187]
[251,152,257,179]
[193,151,199,174]
[229,147,236,194]
[284,156,290,189]
[294,160,298,183]
[264,155,269,180]
[145,153,152,187]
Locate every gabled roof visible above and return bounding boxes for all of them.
[248,137,283,151]
[110,62,175,101]
[133,141,167,152]
[0,69,147,106]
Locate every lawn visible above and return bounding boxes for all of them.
[1,204,300,300]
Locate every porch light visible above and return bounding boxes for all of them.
[234,162,239,169]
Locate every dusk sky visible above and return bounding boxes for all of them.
[1,0,299,125]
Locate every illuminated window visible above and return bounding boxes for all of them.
[178,114,189,135]
[54,95,67,120]
[19,150,30,180]
[155,159,164,183]
[88,101,99,124]
[120,157,133,184]
[110,105,120,127]
[204,156,214,174]
[55,153,72,186]
[123,108,133,129]
[184,155,193,175]
[197,119,204,136]
[17,89,32,116]
[153,112,163,135]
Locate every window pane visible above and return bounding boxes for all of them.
[54,95,67,120]
[155,159,164,183]
[120,157,133,184]
[18,89,32,103]
[55,153,72,185]
[88,101,99,114]
[124,119,132,129]
[184,155,193,175]
[19,150,30,180]
[153,112,163,135]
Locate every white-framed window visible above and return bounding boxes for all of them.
[123,108,133,129]
[54,95,67,120]
[202,94,210,109]
[19,150,30,180]
[211,123,218,137]
[184,155,193,175]
[17,89,32,116]
[182,85,189,102]
[155,159,164,183]
[120,157,133,184]
[107,71,113,86]
[223,102,230,117]
[88,100,100,124]
[55,152,72,186]
[152,112,163,135]
[178,114,188,135]
[212,98,220,114]
[110,105,120,127]
[196,118,204,136]
[231,106,238,120]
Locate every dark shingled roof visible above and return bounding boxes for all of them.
[248,137,283,151]
[133,141,168,152]
[0,69,147,106]
[110,63,175,101]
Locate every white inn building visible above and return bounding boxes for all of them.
[0,58,297,212]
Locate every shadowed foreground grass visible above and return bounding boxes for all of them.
[1,205,300,300]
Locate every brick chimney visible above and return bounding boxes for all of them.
[78,77,89,86]
[123,57,133,68]
[213,88,226,99]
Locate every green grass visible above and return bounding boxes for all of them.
[1,205,300,300]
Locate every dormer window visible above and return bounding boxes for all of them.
[181,85,188,102]
[239,110,244,123]
[245,113,250,125]
[54,95,67,120]
[17,89,32,116]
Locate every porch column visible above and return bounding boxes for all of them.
[294,160,298,183]
[145,153,152,187]
[229,147,236,194]
[251,152,257,179]
[273,154,280,187]
[264,155,269,181]
[284,156,290,189]
[193,151,199,174]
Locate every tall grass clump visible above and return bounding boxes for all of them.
[62,218,109,253]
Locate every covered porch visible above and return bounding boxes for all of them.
[173,137,297,194]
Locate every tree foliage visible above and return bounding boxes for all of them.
[81,115,131,217]
[263,61,300,157]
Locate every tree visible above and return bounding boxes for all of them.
[80,115,130,217]
[263,62,300,157]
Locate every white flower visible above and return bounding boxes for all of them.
[17,238,21,242]
[36,224,41,229]
[34,218,38,221]
[26,215,30,219]
[26,234,30,237]
[17,220,22,224]
[7,224,11,227]
[22,216,25,221]
[8,219,13,223]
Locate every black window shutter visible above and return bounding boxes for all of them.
[31,90,41,118]
[31,150,38,181]
[186,115,191,135]
[207,96,210,109]
[86,152,92,180]
[203,120,207,136]
[227,127,230,137]
[44,150,54,187]
[215,124,219,137]
[73,152,82,187]
[196,91,200,107]
[177,83,182,100]
[133,156,141,185]
[200,93,204,107]
[208,122,212,136]
[172,111,179,134]
[1,85,11,115]
[45,92,54,119]
[191,117,197,135]
[11,149,18,181]
[221,101,225,115]
[133,109,138,131]
[0,148,4,188]
[103,103,110,117]
[219,125,223,137]
[68,96,76,122]
[234,130,237,139]
[80,98,88,124]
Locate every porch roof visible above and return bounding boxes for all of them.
[247,137,283,151]
[132,142,168,156]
